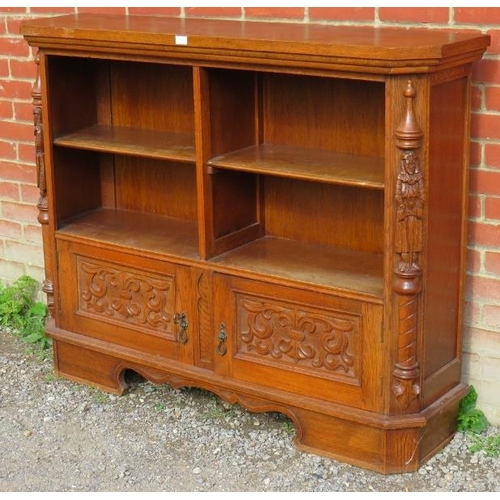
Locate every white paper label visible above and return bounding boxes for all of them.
[175,35,188,46]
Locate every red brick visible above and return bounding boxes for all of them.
[0,139,16,160]
[76,7,127,15]
[468,194,482,218]
[487,30,500,56]
[485,85,500,112]
[309,7,374,22]
[0,79,33,100]
[471,85,484,112]
[472,58,500,85]
[30,7,75,14]
[20,183,39,204]
[0,7,27,13]
[185,7,242,18]
[379,7,449,23]
[466,274,500,300]
[128,8,181,16]
[245,7,304,19]
[0,120,34,142]
[485,143,500,168]
[0,100,13,120]
[454,7,500,25]
[468,221,500,247]
[470,168,500,195]
[0,35,30,57]
[23,224,42,244]
[485,197,500,220]
[485,250,500,274]
[0,180,19,200]
[4,240,42,264]
[482,304,500,328]
[17,143,35,164]
[9,58,37,80]
[467,248,482,273]
[0,160,36,183]
[0,59,8,78]
[2,200,38,223]
[0,219,22,239]
[463,300,481,326]
[13,101,34,123]
[471,113,500,140]
[470,141,482,167]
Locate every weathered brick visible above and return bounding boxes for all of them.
[0,160,36,183]
[485,85,500,111]
[0,219,21,239]
[128,8,181,16]
[454,7,500,25]
[185,7,242,18]
[485,143,500,168]
[379,7,449,23]
[466,274,500,300]
[0,180,19,200]
[471,112,500,140]
[469,168,500,195]
[468,220,500,247]
[485,250,500,274]
[0,139,16,160]
[309,7,374,22]
[23,223,42,244]
[4,239,43,266]
[245,7,304,19]
[1,200,38,222]
[485,197,500,220]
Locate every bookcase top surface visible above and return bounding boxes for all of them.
[21,13,489,72]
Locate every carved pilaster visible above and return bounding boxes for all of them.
[392,81,424,410]
[31,51,55,317]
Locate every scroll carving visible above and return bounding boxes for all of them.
[31,51,55,316]
[392,80,424,409]
[78,259,175,338]
[237,296,357,378]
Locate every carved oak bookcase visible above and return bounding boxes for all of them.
[21,14,489,473]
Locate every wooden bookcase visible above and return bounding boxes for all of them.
[21,14,489,473]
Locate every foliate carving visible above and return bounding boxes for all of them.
[78,259,175,338]
[237,296,357,378]
[392,80,424,409]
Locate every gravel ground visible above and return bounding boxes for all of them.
[1,328,499,493]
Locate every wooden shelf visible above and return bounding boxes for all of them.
[210,236,384,300]
[208,144,384,189]
[56,208,199,260]
[54,124,196,163]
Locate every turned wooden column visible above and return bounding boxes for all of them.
[391,80,425,412]
[31,51,55,318]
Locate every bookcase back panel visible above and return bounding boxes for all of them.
[262,74,385,157]
[212,170,259,238]
[208,68,257,157]
[115,157,197,221]
[264,177,384,253]
[47,56,101,137]
[109,62,194,134]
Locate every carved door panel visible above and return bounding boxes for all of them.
[56,239,194,364]
[213,274,385,412]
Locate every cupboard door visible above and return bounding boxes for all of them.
[214,274,384,412]
[56,239,194,363]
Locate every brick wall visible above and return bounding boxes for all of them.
[1,7,499,424]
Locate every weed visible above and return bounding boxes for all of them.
[457,386,500,457]
[0,275,50,358]
[457,386,489,434]
[469,433,500,458]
